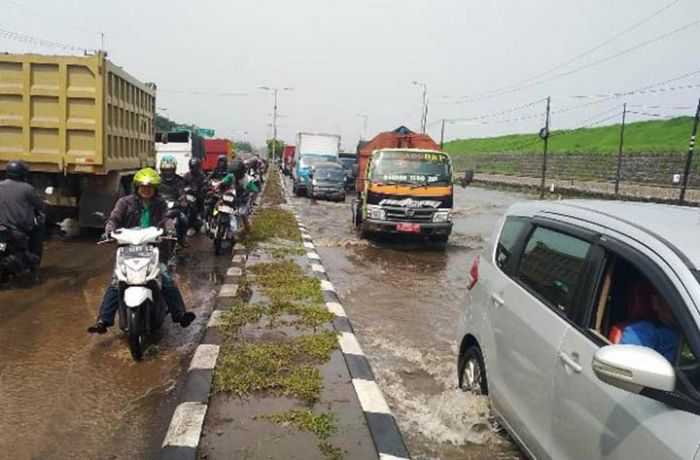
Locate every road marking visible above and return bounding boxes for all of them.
[207,310,225,328]
[303,242,315,249]
[380,455,410,460]
[189,344,220,371]
[338,332,364,356]
[352,379,392,415]
[320,280,335,291]
[326,302,347,317]
[226,267,242,277]
[307,252,320,260]
[311,263,325,273]
[162,402,208,447]
[219,284,238,297]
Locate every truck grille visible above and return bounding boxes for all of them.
[384,207,435,223]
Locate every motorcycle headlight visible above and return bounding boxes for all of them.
[367,205,386,221]
[433,210,451,223]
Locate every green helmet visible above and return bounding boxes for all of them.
[133,167,161,189]
[159,155,178,170]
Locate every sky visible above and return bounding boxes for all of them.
[1,0,699,151]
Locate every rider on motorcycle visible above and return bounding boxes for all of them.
[0,160,45,262]
[87,167,195,334]
[209,155,229,181]
[218,159,258,235]
[158,155,189,247]
[183,158,207,234]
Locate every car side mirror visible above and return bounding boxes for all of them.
[592,344,676,394]
[460,170,474,188]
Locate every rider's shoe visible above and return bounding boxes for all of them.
[87,320,109,334]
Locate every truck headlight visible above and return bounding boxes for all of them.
[312,179,318,186]
[433,210,451,223]
[367,205,386,220]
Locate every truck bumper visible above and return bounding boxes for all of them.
[362,219,453,236]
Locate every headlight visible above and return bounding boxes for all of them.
[312,179,318,186]
[433,210,451,223]
[367,205,386,221]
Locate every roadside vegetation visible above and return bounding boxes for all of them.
[213,169,344,459]
[444,116,694,155]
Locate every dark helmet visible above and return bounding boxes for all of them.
[189,157,202,172]
[229,159,246,179]
[216,155,228,170]
[6,160,30,181]
[248,157,259,169]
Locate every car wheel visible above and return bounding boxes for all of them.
[459,345,488,395]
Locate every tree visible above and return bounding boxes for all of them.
[156,114,178,132]
[266,139,285,159]
[234,140,253,153]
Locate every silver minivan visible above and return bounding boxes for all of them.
[457,200,700,460]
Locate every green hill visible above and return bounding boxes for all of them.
[443,116,695,155]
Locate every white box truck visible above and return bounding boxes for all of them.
[292,132,341,196]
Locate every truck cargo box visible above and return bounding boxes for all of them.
[0,52,156,174]
[202,138,233,172]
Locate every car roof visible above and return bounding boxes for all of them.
[312,162,342,169]
[508,200,700,270]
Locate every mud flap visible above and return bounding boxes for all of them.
[78,171,127,228]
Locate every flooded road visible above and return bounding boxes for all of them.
[288,181,530,460]
[0,233,229,460]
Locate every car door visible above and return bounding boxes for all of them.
[488,220,594,459]
[551,237,700,460]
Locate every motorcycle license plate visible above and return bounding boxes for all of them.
[223,194,235,203]
[122,245,151,257]
[396,223,421,233]
[0,242,6,253]
[217,205,234,214]
[186,195,197,202]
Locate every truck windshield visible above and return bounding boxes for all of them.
[315,169,345,181]
[300,155,336,168]
[370,151,451,184]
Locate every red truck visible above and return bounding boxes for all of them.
[283,145,296,176]
[203,139,234,172]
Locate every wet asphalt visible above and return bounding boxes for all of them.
[0,233,230,460]
[0,181,529,460]
[286,179,529,460]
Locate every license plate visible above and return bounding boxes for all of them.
[396,223,421,233]
[223,194,235,203]
[0,242,6,252]
[186,195,197,202]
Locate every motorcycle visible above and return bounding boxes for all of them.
[210,188,244,255]
[99,227,175,360]
[0,224,39,284]
[183,186,202,235]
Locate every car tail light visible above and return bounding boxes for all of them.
[467,254,480,290]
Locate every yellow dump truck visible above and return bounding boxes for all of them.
[0,52,156,227]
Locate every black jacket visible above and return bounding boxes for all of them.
[0,179,44,232]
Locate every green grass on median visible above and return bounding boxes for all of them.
[248,260,324,304]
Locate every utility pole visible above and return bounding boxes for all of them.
[440,118,446,149]
[679,98,700,205]
[357,113,369,140]
[259,86,293,160]
[614,103,627,195]
[539,96,551,200]
[412,81,427,133]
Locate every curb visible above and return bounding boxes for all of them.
[158,179,264,460]
[282,180,411,459]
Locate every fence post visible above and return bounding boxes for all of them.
[679,99,700,205]
[614,103,627,195]
[539,97,551,199]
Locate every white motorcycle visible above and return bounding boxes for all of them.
[101,227,174,360]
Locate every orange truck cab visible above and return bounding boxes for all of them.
[352,127,454,243]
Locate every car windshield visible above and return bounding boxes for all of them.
[300,155,336,168]
[315,169,344,181]
[340,158,355,168]
[370,150,451,184]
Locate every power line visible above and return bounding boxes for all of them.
[455,18,700,102]
[0,0,102,36]
[159,89,250,97]
[458,0,682,101]
[0,28,93,52]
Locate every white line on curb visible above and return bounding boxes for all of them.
[188,344,220,371]
[307,252,320,260]
[352,379,393,415]
[326,302,347,317]
[219,284,238,297]
[226,267,242,277]
[320,280,335,291]
[207,310,225,328]
[303,242,315,249]
[379,454,411,460]
[311,263,325,273]
[338,332,364,356]
[162,402,208,447]
[232,255,244,264]
[301,233,311,239]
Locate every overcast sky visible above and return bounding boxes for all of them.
[2,0,699,150]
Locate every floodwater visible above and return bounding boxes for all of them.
[0,233,229,460]
[288,181,530,460]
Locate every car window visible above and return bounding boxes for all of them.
[517,226,591,318]
[496,217,527,270]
